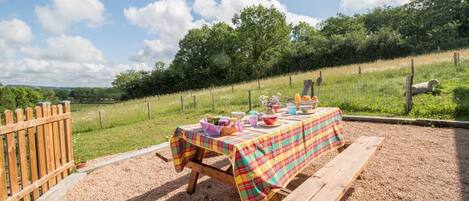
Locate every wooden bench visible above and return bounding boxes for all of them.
[284,136,384,201]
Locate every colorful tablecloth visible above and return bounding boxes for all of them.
[170,107,345,201]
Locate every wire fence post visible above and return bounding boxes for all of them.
[248,90,252,111]
[146,102,152,120]
[358,66,362,75]
[98,110,103,128]
[289,75,292,88]
[405,74,414,114]
[411,59,415,76]
[180,96,184,112]
[232,85,234,93]
[257,79,261,89]
[311,82,315,96]
[454,52,458,66]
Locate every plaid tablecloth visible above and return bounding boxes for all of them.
[170,107,345,201]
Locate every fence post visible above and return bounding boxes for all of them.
[180,96,184,112]
[248,90,252,111]
[458,52,460,65]
[232,85,234,93]
[146,102,152,120]
[405,74,414,114]
[311,82,315,96]
[98,110,104,128]
[257,79,261,89]
[358,66,362,75]
[454,52,458,66]
[411,59,415,75]
[289,76,292,88]
[192,95,196,109]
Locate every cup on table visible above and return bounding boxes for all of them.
[248,115,258,127]
[288,104,297,115]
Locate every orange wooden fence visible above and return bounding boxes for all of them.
[0,102,74,201]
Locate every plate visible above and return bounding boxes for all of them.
[258,122,281,127]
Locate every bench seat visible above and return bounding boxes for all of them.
[284,136,384,201]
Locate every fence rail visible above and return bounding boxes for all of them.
[0,102,74,201]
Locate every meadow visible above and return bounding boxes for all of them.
[71,49,469,163]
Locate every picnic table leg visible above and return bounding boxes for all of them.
[187,148,205,194]
[338,142,351,153]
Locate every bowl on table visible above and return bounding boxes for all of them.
[300,105,314,114]
[262,115,278,125]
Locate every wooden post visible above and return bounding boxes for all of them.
[454,52,458,66]
[358,66,362,75]
[248,90,252,111]
[289,76,292,88]
[98,110,103,128]
[405,74,414,114]
[231,85,234,93]
[411,59,415,76]
[302,80,313,96]
[147,102,152,120]
[257,79,260,89]
[192,95,196,109]
[457,52,460,65]
[311,82,315,96]
[180,96,184,112]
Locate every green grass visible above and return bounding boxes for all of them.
[71,53,469,163]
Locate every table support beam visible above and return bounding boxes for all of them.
[186,148,205,194]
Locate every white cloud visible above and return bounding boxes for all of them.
[0,33,115,87]
[124,0,205,64]
[21,35,105,63]
[35,0,105,34]
[193,0,320,26]
[0,18,33,45]
[340,0,410,12]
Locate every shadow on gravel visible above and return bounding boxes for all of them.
[455,128,469,201]
[453,87,469,121]
[127,158,233,201]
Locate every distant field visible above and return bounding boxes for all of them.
[71,49,469,163]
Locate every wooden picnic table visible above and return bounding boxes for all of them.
[170,107,345,201]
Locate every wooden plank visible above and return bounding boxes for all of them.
[186,161,236,186]
[405,74,413,114]
[0,117,7,201]
[26,108,40,199]
[57,105,68,178]
[34,105,48,192]
[186,148,205,194]
[15,109,30,201]
[0,113,71,135]
[6,161,74,201]
[302,80,313,96]
[310,137,384,201]
[284,137,384,201]
[41,103,57,187]
[61,101,74,174]
[284,140,367,201]
[5,110,20,194]
[51,106,62,182]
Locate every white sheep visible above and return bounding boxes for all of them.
[412,79,440,95]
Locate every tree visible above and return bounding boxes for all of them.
[233,5,291,77]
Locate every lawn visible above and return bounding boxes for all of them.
[71,49,469,163]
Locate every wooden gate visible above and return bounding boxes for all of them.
[0,102,74,201]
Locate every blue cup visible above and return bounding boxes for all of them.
[288,105,297,115]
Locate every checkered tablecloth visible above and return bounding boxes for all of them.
[170,107,345,201]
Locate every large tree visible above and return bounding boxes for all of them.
[233,5,291,77]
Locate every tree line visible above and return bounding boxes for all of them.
[0,84,122,111]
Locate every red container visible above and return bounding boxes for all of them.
[263,116,278,125]
[272,104,281,113]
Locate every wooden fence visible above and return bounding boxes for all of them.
[0,102,74,201]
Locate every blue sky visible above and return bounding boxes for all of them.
[0,0,408,87]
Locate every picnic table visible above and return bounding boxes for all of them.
[170,107,345,201]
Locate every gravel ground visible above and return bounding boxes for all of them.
[64,122,469,201]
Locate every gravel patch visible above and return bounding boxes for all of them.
[64,122,469,201]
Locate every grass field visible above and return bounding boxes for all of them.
[71,49,469,163]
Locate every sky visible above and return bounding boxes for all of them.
[0,0,409,87]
